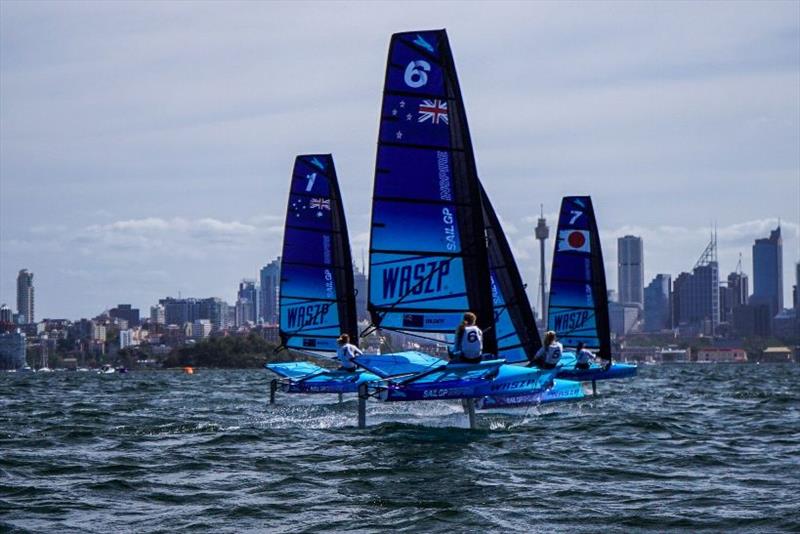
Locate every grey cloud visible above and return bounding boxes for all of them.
[1,1,797,317]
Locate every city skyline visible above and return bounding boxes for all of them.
[3,221,798,321]
[1,2,798,318]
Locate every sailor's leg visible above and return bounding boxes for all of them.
[592,379,597,396]
[338,392,343,403]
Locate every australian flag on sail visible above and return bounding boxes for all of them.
[381,95,451,147]
[418,100,448,124]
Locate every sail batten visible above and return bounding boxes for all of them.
[279,154,357,353]
[547,196,611,358]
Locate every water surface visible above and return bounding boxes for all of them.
[1,365,798,532]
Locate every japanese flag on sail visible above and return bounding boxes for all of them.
[558,230,590,253]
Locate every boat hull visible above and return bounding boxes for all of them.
[556,362,637,381]
[376,363,557,402]
[551,352,637,381]
[476,379,585,409]
[266,362,379,394]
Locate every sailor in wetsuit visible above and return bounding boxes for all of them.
[575,342,595,370]
[530,330,563,369]
[336,333,362,372]
[448,312,483,364]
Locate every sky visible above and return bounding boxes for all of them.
[1,0,798,319]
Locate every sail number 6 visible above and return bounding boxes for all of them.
[404,60,431,88]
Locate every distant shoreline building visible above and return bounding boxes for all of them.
[0,329,27,370]
[354,262,368,322]
[16,269,34,324]
[617,236,644,310]
[159,297,228,332]
[259,258,281,324]
[236,280,257,326]
[751,225,783,316]
[672,236,719,336]
[110,304,140,327]
[643,274,671,332]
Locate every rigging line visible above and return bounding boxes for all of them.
[359,323,379,339]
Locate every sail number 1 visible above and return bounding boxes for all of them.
[404,60,431,88]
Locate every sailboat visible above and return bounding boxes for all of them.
[265,154,379,397]
[352,29,555,408]
[545,196,637,383]
[476,185,585,409]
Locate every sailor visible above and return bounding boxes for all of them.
[530,330,563,369]
[336,333,362,372]
[575,342,595,370]
[449,312,483,364]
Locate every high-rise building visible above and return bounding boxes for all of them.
[160,297,194,326]
[16,269,34,324]
[752,225,783,315]
[150,304,166,324]
[617,236,644,308]
[727,272,749,308]
[354,263,368,322]
[197,298,226,332]
[0,304,12,325]
[236,280,258,326]
[158,297,227,331]
[732,303,771,337]
[609,301,639,337]
[0,329,27,370]
[721,271,749,324]
[192,319,212,339]
[109,304,140,327]
[119,329,134,349]
[259,258,281,324]
[643,274,671,332]
[672,237,719,335]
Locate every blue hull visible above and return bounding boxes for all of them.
[266,362,379,394]
[378,363,557,402]
[556,363,637,381]
[551,352,637,381]
[476,379,584,409]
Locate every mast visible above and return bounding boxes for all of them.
[535,205,549,325]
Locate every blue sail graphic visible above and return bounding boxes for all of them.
[547,196,611,358]
[481,184,542,363]
[367,29,496,353]
[279,155,357,353]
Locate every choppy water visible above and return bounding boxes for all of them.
[1,365,798,533]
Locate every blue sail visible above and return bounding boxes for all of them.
[367,30,497,353]
[547,196,611,358]
[278,154,357,353]
[481,184,542,363]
